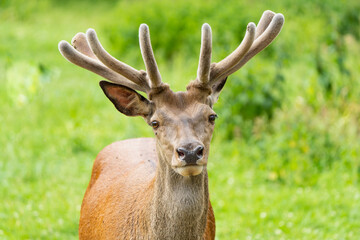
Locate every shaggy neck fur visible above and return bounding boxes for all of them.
[149,142,209,239]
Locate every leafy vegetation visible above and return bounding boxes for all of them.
[0,0,359,239]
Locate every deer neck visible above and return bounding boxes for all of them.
[150,142,209,239]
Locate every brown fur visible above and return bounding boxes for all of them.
[79,138,215,239]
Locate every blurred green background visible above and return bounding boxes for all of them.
[1,0,360,239]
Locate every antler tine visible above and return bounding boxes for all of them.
[197,23,212,84]
[210,12,284,84]
[139,24,162,88]
[86,29,150,89]
[255,10,276,39]
[58,40,148,92]
[210,22,256,82]
[71,32,97,60]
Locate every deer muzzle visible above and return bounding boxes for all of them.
[173,143,206,176]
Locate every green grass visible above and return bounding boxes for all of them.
[1,0,360,239]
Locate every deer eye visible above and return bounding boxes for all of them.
[150,120,160,129]
[208,114,218,124]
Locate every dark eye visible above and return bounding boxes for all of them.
[150,120,160,129]
[208,114,218,124]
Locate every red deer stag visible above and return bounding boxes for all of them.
[59,10,284,240]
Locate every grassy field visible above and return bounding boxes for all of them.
[1,0,360,239]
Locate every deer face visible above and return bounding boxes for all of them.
[100,82,219,177]
[150,88,218,176]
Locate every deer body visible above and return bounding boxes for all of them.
[79,138,215,239]
[59,10,283,239]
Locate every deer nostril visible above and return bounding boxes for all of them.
[176,148,186,159]
[195,146,204,158]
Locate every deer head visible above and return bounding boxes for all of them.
[59,10,284,177]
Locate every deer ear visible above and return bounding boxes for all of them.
[210,77,227,104]
[99,81,152,117]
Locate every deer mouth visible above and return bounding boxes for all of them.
[174,165,204,177]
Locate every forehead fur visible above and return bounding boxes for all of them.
[155,103,212,120]
[149,83,212,110]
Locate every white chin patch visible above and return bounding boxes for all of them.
[175,166,204,176]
